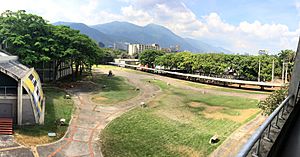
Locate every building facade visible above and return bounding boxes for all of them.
[0,50,45,125]
[128,43,160,55]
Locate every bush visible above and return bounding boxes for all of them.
[258,88,288,115]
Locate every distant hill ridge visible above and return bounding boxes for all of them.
[53,21,232,54]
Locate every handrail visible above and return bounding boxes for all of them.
[237,94,294,157]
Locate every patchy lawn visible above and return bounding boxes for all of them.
[91,73,140,105]
[14,87,74,146]
[185,82,270,95]
[100,79,260,157]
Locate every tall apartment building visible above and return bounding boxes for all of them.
[128,43,160,55]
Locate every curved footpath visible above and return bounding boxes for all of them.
[36,68,160,157]
[0,68,268,157]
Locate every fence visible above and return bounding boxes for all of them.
[237,94,294,157]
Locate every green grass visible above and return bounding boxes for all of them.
[100,79,260,157]
[186,82,270,95]
[91,74,139,104]
[15,87,74,146]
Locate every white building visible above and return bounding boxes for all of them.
[128,43,160,55]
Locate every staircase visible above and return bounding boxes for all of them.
[0,118,13,135]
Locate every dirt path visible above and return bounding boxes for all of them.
[109,68,268,100]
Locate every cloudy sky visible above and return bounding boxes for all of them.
[0,0,300,54]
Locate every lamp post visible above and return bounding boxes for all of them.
[272,59,275,83]
[282,62,285,84]
[258,59,261,82]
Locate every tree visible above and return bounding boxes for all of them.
[0,10,53,64]
[153,51,292,81]
[0,10,104,81]
[139,50,165,68]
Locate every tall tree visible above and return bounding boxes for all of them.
[139,50,165,68]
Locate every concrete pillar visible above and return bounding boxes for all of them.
[39,98,45,125]
[288,37,300,105]
[17,79,23,125]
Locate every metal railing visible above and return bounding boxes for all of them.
[237,94,294,157]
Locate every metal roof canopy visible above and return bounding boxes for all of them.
[0,50,31,80]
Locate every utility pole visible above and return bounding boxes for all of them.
[285,63,288,83]
[258,59,261,82]
[282,62,285,84]
[272,59,275,83]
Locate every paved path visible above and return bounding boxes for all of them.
[36,68,160,157]
[0,135,34,157]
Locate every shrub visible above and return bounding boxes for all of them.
[258,87,288,115]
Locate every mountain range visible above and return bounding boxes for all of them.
[53,21,231,54]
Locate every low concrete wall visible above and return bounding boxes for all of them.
[0,95,36,125]
[0,96,17,123]
[22,95,35,125]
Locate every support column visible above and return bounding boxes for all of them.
[288,37,300,105]
[17,79,23,125]
[40,98,45,125]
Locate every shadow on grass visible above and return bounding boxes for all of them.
[90,73,139,104]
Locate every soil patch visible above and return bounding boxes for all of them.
[14,133,53,147]
[93,96,108,101]
[190,102,259,123]
[167,144,203,157]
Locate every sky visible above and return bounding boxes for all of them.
[0,0,300,54]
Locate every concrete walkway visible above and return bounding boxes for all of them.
[0,135,34,157]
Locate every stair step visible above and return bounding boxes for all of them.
[0,132,13,135]
[0,122,13,124]
[0,130,13,132]
[0,125,12,127]
[0,118,13,135]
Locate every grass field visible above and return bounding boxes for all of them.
[100,79,260,157]
[91,73,140,105]
[15,87,74,146]
[185,82,269,95]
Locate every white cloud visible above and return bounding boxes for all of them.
[120,5,154,25]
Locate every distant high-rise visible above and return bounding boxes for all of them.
[258,49,268,55]
[128,43,161,55]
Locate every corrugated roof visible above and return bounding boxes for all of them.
[0,50,30,79]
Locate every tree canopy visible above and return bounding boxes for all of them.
[139,49,165,68]
[154,51,295,81]
[0,10,104,80]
